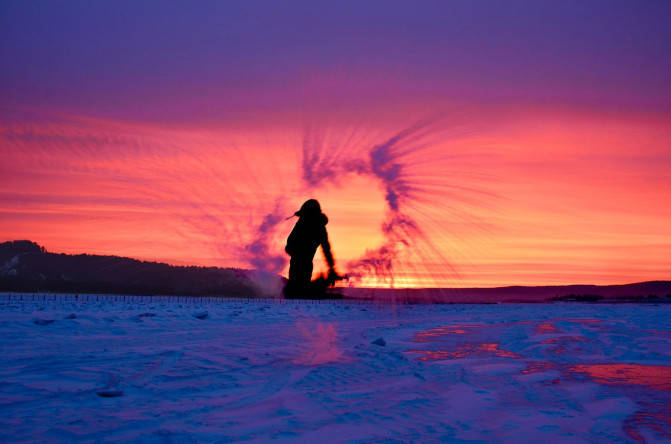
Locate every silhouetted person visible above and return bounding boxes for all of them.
[284,199,339,297]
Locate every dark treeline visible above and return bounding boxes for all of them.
[2,240,669,302]
[0,240,271,297]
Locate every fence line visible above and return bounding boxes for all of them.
[0,292,381,306]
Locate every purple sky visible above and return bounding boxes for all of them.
[2,1,670,121]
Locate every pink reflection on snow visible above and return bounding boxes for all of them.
[540,335,590,355]
[522,362,671,393]
[624,403,671,443]
[521,361,558,374]
[569,364,671,392]
[535,322,561,334]
[567,363,671,443]
[412,324,484,342]
[294,320,343,366]
[407,343,522,361]
[540,336,588,345]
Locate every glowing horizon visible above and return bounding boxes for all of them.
[2,104,669,288]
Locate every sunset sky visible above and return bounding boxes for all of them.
[2,1,670,287]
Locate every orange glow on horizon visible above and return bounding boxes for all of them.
[1,105,670,288]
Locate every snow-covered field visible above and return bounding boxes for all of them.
[1,294,670,443]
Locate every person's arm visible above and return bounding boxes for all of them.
[285,223,299,256]
[321,229,335,270]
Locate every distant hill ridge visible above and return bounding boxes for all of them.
[1,240,669,302]
[342,281,671,303]
[0,240,280,297]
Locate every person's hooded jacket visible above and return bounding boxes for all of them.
[285,199,334,267]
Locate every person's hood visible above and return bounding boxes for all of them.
[294,199,327,225]
[298,212,327,226]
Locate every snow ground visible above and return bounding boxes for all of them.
[1,294,670,443]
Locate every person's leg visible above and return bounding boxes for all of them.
[285,257,313,297]
[288,258,300,283]
[300,261,313,288]
[284,259,298,297]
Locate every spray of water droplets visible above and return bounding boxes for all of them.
[243,114,495,288]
